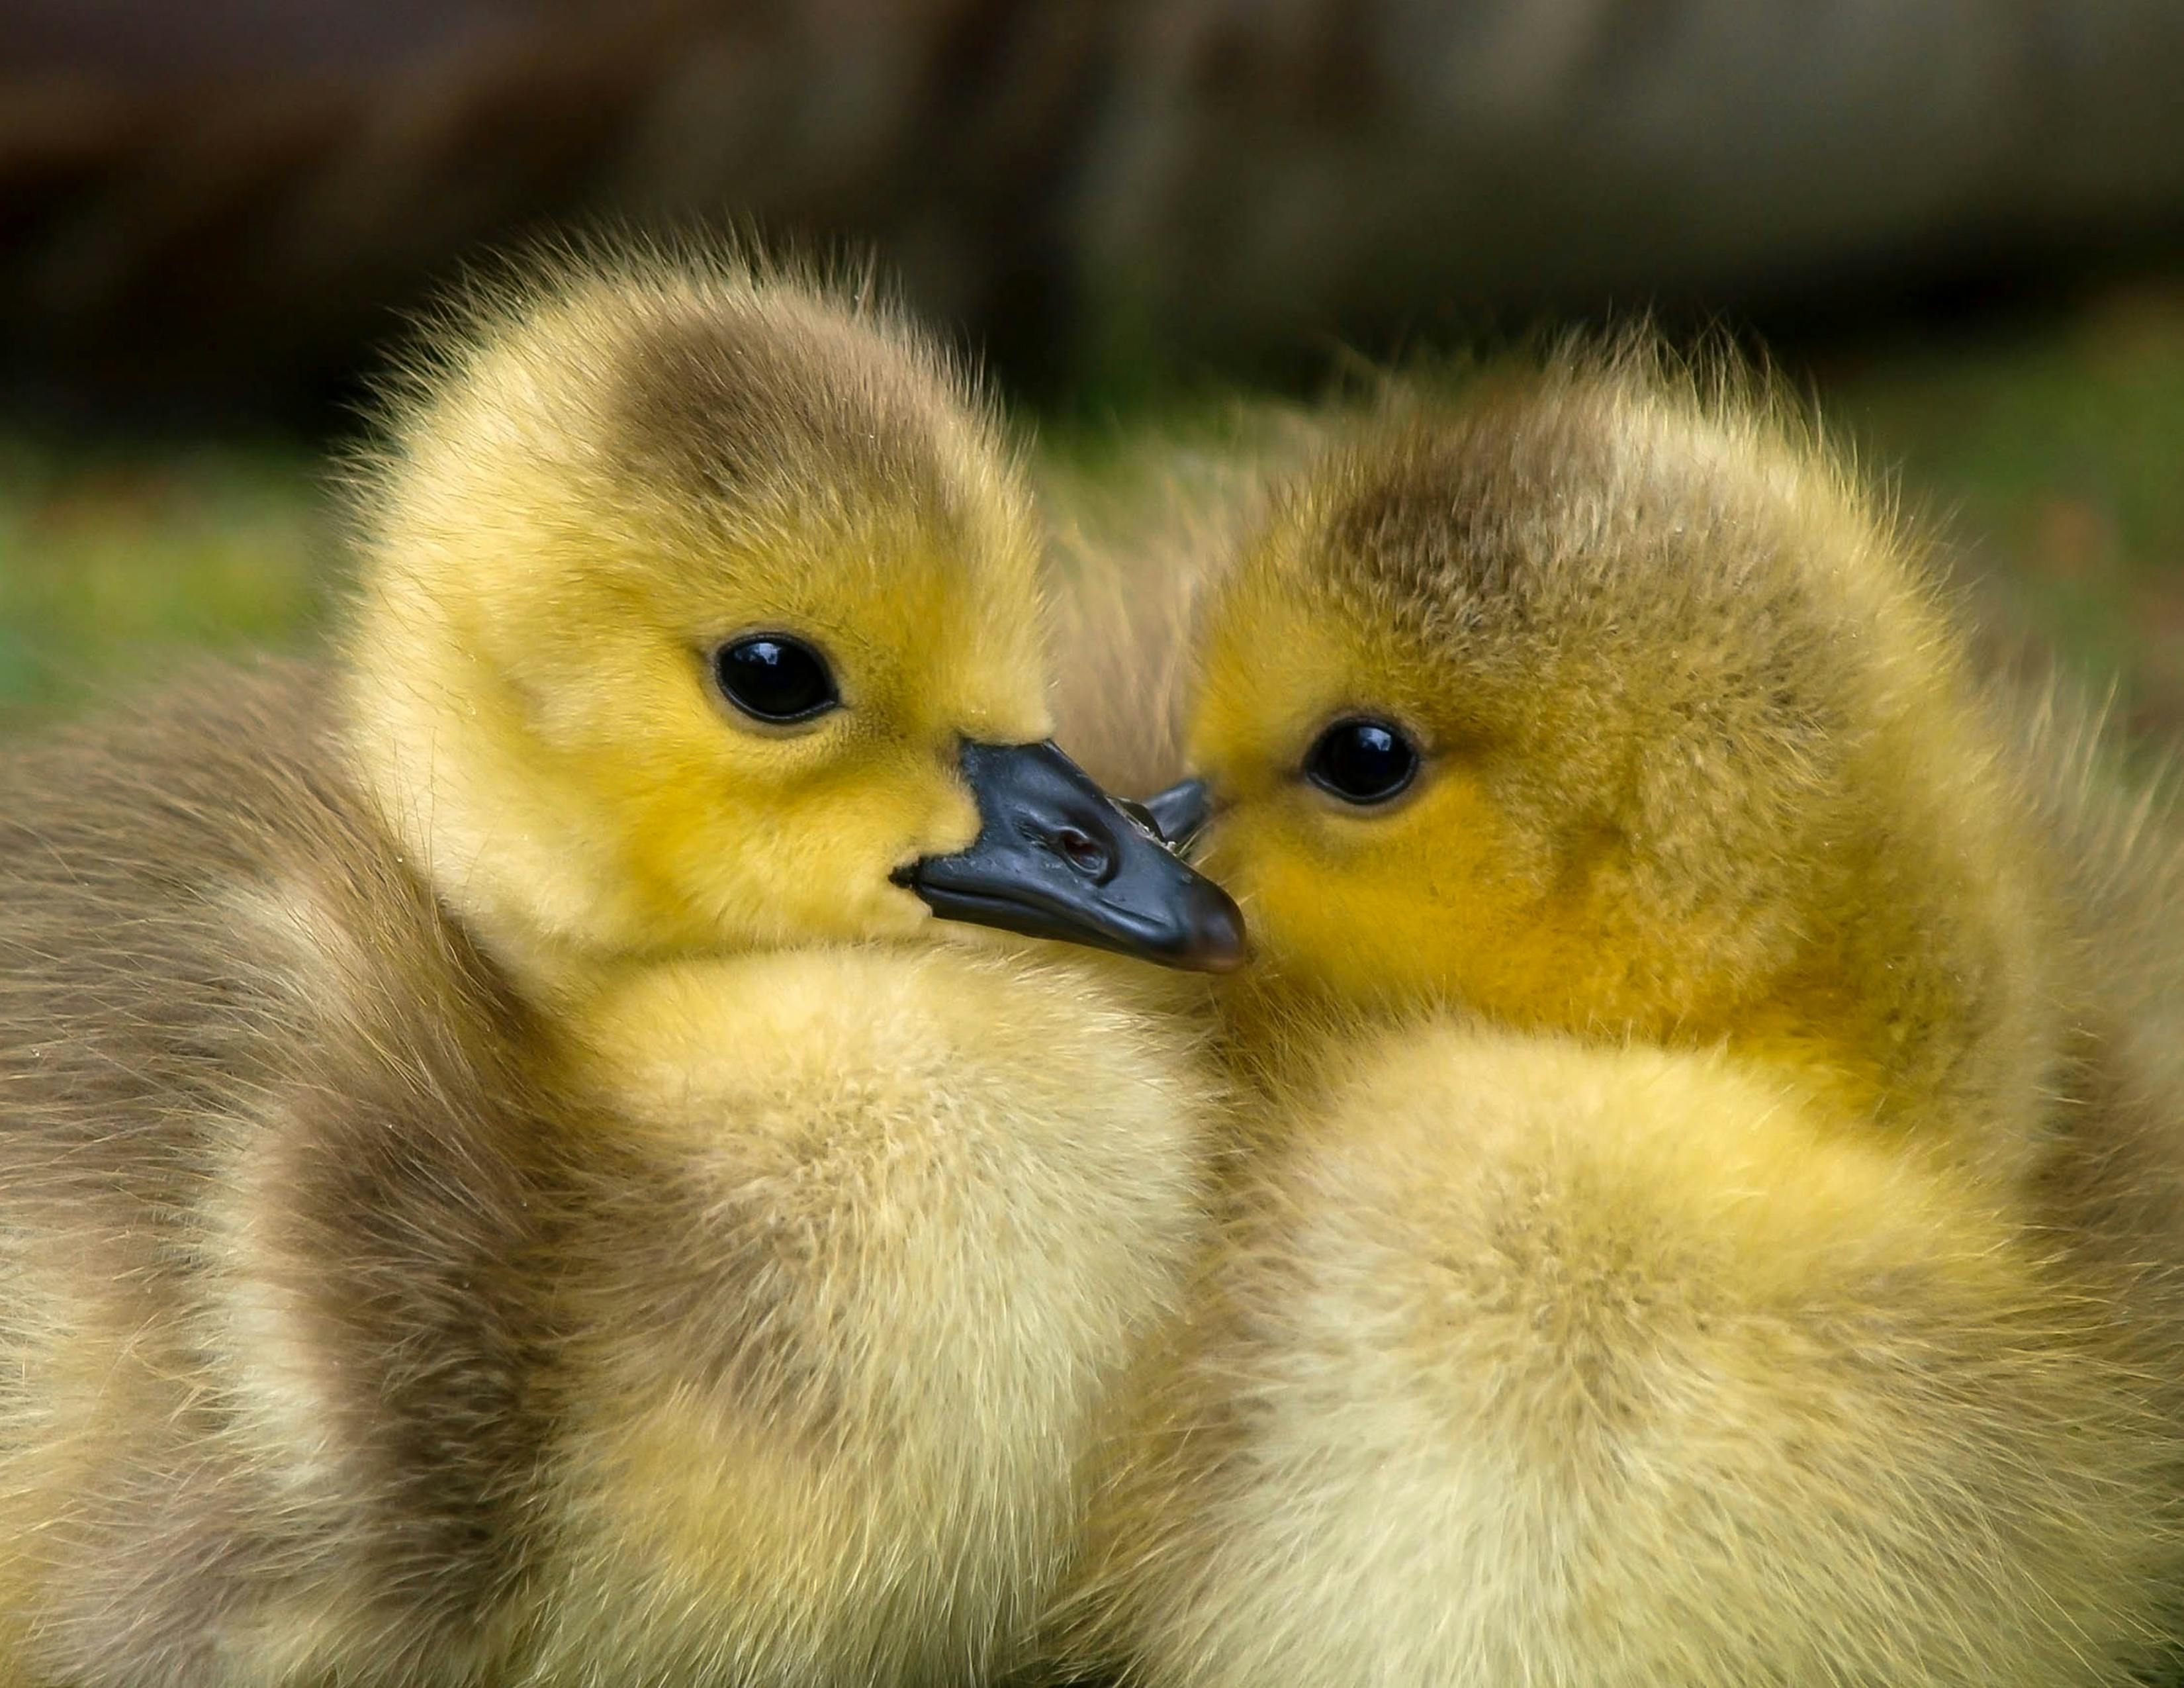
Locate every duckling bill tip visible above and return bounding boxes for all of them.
[895,740,1246,973]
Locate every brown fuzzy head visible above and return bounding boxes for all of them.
[1187,348,2054,1145]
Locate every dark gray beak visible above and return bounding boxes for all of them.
[1144,778,1215,854]
[893,741,1246,972]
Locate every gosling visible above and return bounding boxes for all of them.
[0,247,1241,1688]
[1063,348,2184,1688]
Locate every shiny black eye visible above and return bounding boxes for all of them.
[1304,718,1418,805]
[711,634,839,724]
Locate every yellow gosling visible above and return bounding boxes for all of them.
[1064,347,2184,1688]
[0,246,1240,1688]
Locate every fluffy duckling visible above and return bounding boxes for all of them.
[0,249,1243,1688]
[1064,350,2184,1687]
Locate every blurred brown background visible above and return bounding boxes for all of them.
[2,0,2182,737]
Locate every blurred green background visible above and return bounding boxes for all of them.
[1,0,2180,749]
[6,291,2181,748]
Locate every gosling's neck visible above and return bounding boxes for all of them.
[1229,822,2060,1192]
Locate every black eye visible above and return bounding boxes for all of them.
[1304,718,1418,805]
[711,634,839,724]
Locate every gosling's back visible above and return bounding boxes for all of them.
[0,662,557,1683]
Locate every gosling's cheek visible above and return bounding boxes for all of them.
[776,868,905,945]
[1187,817,1257,900]
[1238,862,1433,1000]
[862,876,938,945]
[859,762,982,867]
[1223,849,1328,954]
[917,787,983,861]
[788,831,921,934]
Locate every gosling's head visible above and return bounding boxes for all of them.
[343,250,1240,994]
[1176,350,2043,1109]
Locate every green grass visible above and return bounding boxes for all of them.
[3,294,2181,742]
[1823,290,2184,743]
[0,438,327,726]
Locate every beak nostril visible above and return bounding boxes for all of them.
[1054,826,1111,878]
[905,738,1244,971]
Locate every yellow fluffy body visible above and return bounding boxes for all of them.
[531,946,1208,1686]
[1061,350,2184,1686]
